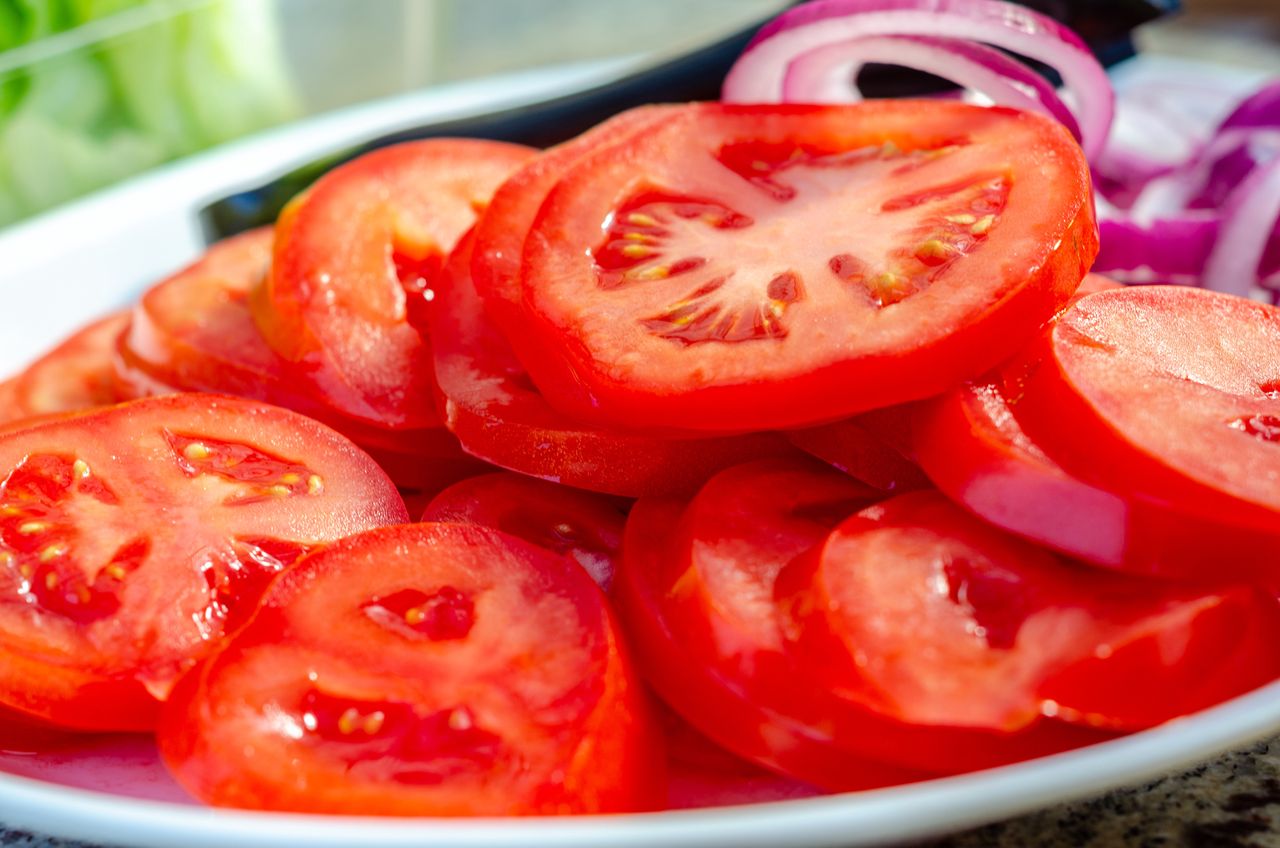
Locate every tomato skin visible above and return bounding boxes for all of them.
[776,491,1280,732]
[519,101,1097,431]
[1008,286,1280,537]
[159,522,664,815]
[116,228,489,492]
[615,496,927,791]
[0,394,407,731]
[254,139,535,431]
[432,230,796,496]
[913,374,1280,580]
[421,472,627,590]
[786,414,929,492]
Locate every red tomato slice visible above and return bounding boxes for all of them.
[519,101,1096,431]
[1011,286,1280,534]
[117,229,488,491]
[255,140,535,430]
[431,229,795,496]
[472,106,676,383]
[0,381,17,424]
[776,491,1280,731]
[786,414,929,492]
[158,522,663,815]
[0,394,407,731]
[3,312,127,424]
[616,494,926,791]
[420,472,628,590]
[914,373,1280,581]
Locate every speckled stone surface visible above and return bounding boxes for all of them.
[4,736,1280,848]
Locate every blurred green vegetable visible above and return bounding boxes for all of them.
[0,0,299,227]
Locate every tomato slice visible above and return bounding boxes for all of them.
[616,494,926,791]
[117,229,489,491]
[158,522,663,815]
[433,229,794,495]
[3,312,127,424]
[785,414,929,492]
[776,491,1280,731]
[519,101,1096,431]
[255,140,535,430]
[0,394,407,731]
[913,372,1280,581]
[1010,286,1280,534]
[420,472,628,590]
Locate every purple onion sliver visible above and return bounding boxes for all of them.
[723,0,1112,159]
[1218,80,1280,132]
[780,35,1081,141]
[1201,157,1280,298]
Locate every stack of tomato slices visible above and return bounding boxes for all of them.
[0,98,1278,817]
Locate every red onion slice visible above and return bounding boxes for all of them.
[723,0,1112,158]
[1202,156,1280,299]
[781,35,1081,141]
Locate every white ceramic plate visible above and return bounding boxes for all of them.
[0,54,1276,848]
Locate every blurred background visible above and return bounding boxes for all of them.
[0,0,1275,229]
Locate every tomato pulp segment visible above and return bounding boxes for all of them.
[471,105,679,384]
[663,458,1108,773]
[420,472,628,590]
[1009,286,1280,535]
[615,495,927,791]
[914,374,1280,580]
[432,230,795,496]
[776,491,1280,731]
[520,101,1097,431]
[7,312,129,423]
[117,228,484,489]
[0,394,407,730]
[256,139,536,430]
[158,522,664,815]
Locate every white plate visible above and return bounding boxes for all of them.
[0,54,1276,848]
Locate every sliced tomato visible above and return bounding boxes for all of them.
[432,229,794,495]
[0,394,407,731]
[420,472,628,590]
[616,494,926,791]
[2,312,128,425]
[254,140,535,430]
[0,381,19,425]
[472,106,675,379]
[1009,286,1280,535]
[785,414,929,492]
[117,229,489,491]
[158,522,663,815]
[914,373,1280,580]
[776,491,1280,731]
[518,101,1096,431]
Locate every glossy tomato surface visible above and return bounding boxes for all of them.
[0,394,406,731]
[776,491,1280,732]
[1011,286,1280,536]
[256,139,534,430]
[914,373,1280,580]
[118,228,487,491]
[432,232,794,496]
[159,522,663,815]
[420,472,628,590]
[520,101,1096,431]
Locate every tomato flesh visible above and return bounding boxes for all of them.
[914,372,1280,581]
[776,491,1280,731]
[1011,286,1280,533]
[432,230,794,496]
[786,414,929,492]
[117,229,488,491]
[158,522,663,815]
[7,312,127,424]
[0,394,406,730]
[520,102,1096,430]
[616,494,925,791]
[255,140,535,430]
[420,472,628,590]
